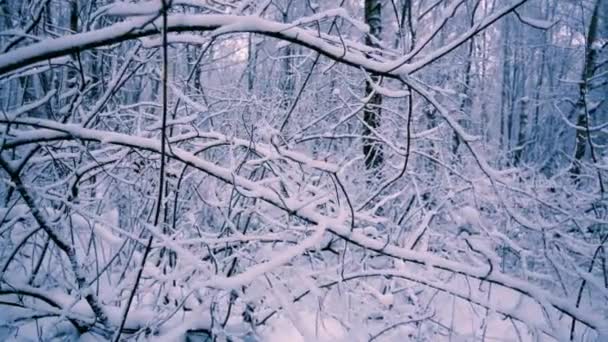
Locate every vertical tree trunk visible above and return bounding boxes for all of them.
[511,17,527,166]
[247,34,257,92]
[479,27,488,142]
[66,0,79,91]
[514,4,546,166]
[452,1,480,155]
[363,0,383,171]
[570,0,601,176]
[279,4,294,110]
[500,17,511,158]
[395,0,415,52]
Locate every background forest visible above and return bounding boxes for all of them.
[0,0,607,341]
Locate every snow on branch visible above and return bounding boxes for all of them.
[1,116,605,334]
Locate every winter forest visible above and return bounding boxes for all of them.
[0,0,607,341]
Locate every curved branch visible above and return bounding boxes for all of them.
[1,117,605,333]
[1,1,527,78]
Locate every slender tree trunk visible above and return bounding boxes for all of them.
[500,17,511,158]
[480,29,488,142]
[363,0,383,171]
[247,34,257,92]
[570,0,601,176]
[279,6,294,110]
[452,1,479,155]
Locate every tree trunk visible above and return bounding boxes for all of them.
[363,0,383,171]
[279,7,294,110]
[247,33,257,92]
[500,17,511,158]
[452,1,479,156]
[570,0,601,176]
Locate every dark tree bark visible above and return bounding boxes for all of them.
[570,0,602,176]
[363,0,383,171]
